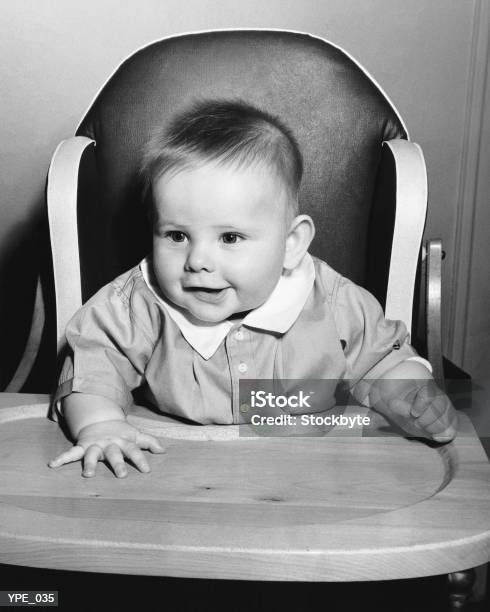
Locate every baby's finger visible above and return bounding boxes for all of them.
[104,443,128,478]
[122,442,150,473]
[412,401,444,428]
[136,432,166,454]
[431,416,458,442]
[383,399,428,438]
[428,408,458,439]
[409,388,435,419]
[386,397,413,419]
[413,396,453,430]
[410,398,428,419]
[48,445,85,468]
[82,444,104,478]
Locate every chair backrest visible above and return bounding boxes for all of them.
[72,30,407,305]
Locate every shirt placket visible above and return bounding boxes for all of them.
[225,326,256,424]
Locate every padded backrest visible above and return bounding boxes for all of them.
[76,30,407,302]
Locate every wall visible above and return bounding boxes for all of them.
[0,0,488,385]
[448,0,490,380]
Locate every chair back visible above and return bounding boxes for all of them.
[74,30,407,303]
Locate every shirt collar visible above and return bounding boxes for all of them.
[140,253,315,360]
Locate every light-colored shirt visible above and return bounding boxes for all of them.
[52,253,425,424]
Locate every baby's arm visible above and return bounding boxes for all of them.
[48,393,165,478]
[368,360,458,442]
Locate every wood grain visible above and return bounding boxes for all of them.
[0,394,489,581]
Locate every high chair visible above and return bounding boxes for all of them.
[8,28,443,390]
[1,30,488,610]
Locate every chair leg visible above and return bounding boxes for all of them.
[447,568,476,610]
[5,274,45,392]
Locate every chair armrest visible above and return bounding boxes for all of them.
[47,136,95,352]
[426,239,444,385]
[5,136,96,391]
[380,139,428,336]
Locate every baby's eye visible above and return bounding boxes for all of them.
[221,233,242,244]
[166,231,187,243]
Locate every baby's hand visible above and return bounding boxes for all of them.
[48,420,165,478]
[371,379,458,443]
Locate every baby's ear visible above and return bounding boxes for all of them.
[284,215,315,270]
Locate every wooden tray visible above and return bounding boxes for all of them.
[1,394,489,581]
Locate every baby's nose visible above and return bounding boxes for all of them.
[184,244,215,272]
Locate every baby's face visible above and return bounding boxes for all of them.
[151,161,292,323]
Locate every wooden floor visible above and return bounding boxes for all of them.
[1,563,487,611]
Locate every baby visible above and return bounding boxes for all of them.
[49,99,458,478]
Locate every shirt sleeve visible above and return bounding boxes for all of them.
[332,276,421,405]
[50,279,155,421]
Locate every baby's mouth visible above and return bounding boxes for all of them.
[184,286,229,304]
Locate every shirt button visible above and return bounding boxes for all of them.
[235,329,244,341]
[238,362,248,374]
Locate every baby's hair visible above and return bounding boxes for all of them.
[140,99,303,217]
